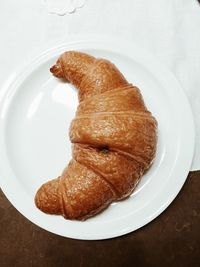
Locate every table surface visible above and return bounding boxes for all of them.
[0,171,199,267]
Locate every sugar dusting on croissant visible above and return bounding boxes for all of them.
[35,51,157,220]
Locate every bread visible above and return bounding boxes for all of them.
[35,51,157,220]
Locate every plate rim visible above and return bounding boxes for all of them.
[0,35,195,240]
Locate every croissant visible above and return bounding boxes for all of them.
[35,51,157,220]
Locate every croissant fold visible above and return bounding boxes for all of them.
[35,51,157,220]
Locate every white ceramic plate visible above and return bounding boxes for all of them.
[0,37,195,240]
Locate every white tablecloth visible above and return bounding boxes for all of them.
[1,0,200,170]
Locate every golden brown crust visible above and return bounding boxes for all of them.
[35,51,157,220]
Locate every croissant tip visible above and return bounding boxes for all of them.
[34,180,62,215]
[50,65,54,73]
[50,63,64,79]
[34,191,42,211]
[50,64,58,74]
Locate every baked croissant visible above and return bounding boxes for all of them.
[35,51,157,220]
